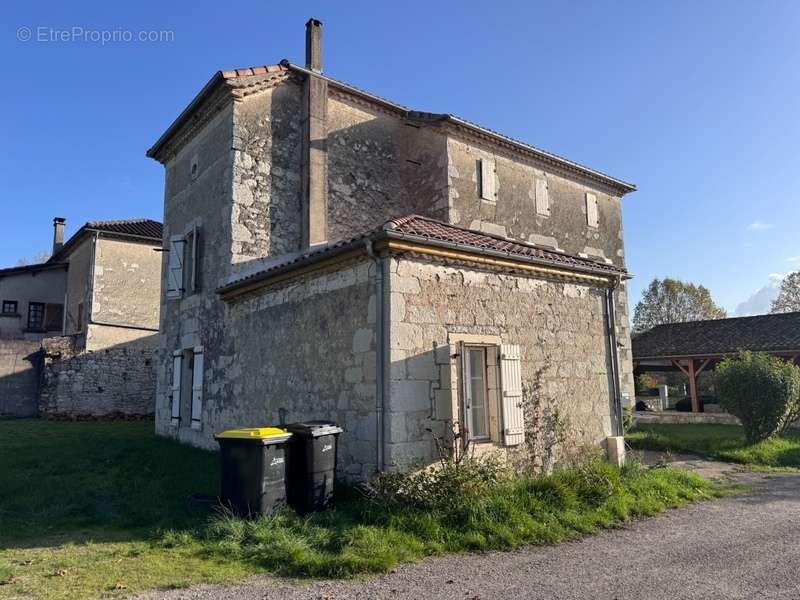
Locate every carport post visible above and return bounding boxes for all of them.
[687,359,699,413]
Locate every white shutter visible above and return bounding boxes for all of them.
[171,352,182,425]
[586,192,599,228]
[167,235,185,299]
[535,178,550,216]
[480,158,496,201]
[499,344,525,446]
[190,347,204,430]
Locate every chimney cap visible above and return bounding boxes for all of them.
[306,17,322,27]
[53,217,66,224]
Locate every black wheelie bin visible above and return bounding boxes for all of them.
[214,427,292,516]
[285,421,343,513]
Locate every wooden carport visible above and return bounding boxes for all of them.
[632,312,800,413]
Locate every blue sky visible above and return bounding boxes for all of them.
[1,1,798,314]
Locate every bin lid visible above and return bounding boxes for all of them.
[214,427,292,443]
[286,420,343,438]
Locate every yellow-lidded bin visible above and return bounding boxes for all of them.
[214,426,292,516]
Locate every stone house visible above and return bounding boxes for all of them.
[0,217,163,418]
[147,20,636,478]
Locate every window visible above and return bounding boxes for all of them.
[535,178,550,216]
[27,302,45,330]
[171,346,204,430]
[1,300,18,315]
[455,341,525,447]
[478,158,496,201]
[586,192,599,228]
[463,346,490,440]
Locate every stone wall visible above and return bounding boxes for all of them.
[385,255,618,471]
[39,335,156,417]
[157,258,379,481]
[64,236,93,335]
[0,339,41,417]
[326,93,448,241]
[445,134,626,268]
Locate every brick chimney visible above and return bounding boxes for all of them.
[52,217,66,255]
[305,18,323,73]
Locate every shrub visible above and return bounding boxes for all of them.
[715,351,800,443]
[368,452,509,511]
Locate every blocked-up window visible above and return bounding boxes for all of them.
[586,192,599,228]
[478,158,496,201]
[535,178,550,216]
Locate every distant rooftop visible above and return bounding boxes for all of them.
[632,312,800,359]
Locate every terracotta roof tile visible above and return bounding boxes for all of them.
[220,215,625,296]
[386,215,625,275]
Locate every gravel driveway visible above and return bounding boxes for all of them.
[132,470,800,600]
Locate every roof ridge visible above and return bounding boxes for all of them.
[647,311,800,330]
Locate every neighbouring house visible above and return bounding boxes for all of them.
[146,19,636,478]
[633,312,800,413]
[0,217,163,418]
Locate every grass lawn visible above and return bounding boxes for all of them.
[1,420,718,599]
[628,423,800,470]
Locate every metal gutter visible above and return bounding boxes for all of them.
[365,241,387,472]
[605,279,624,437]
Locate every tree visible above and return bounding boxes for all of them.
[632,277,726,333]
[771,272,800,314]
[14,250,51,267]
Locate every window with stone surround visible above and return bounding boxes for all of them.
[451,337,525,447]
[1,300,17,315]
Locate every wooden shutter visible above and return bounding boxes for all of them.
[167,235,185,299]
[586,192,599,228]
[171,352,182,424]
[190,347,204,430]
[44,303,64,331]
[499,344,525,446]
[480,158,496,201]
[535,178,549,216]
[190,224,199,293]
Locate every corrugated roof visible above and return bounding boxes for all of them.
[632,312,800,359]
[84,219,163,239]
[219,214,626,297]
[0,261,68,278]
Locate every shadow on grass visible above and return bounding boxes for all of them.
[0,419,218,549]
